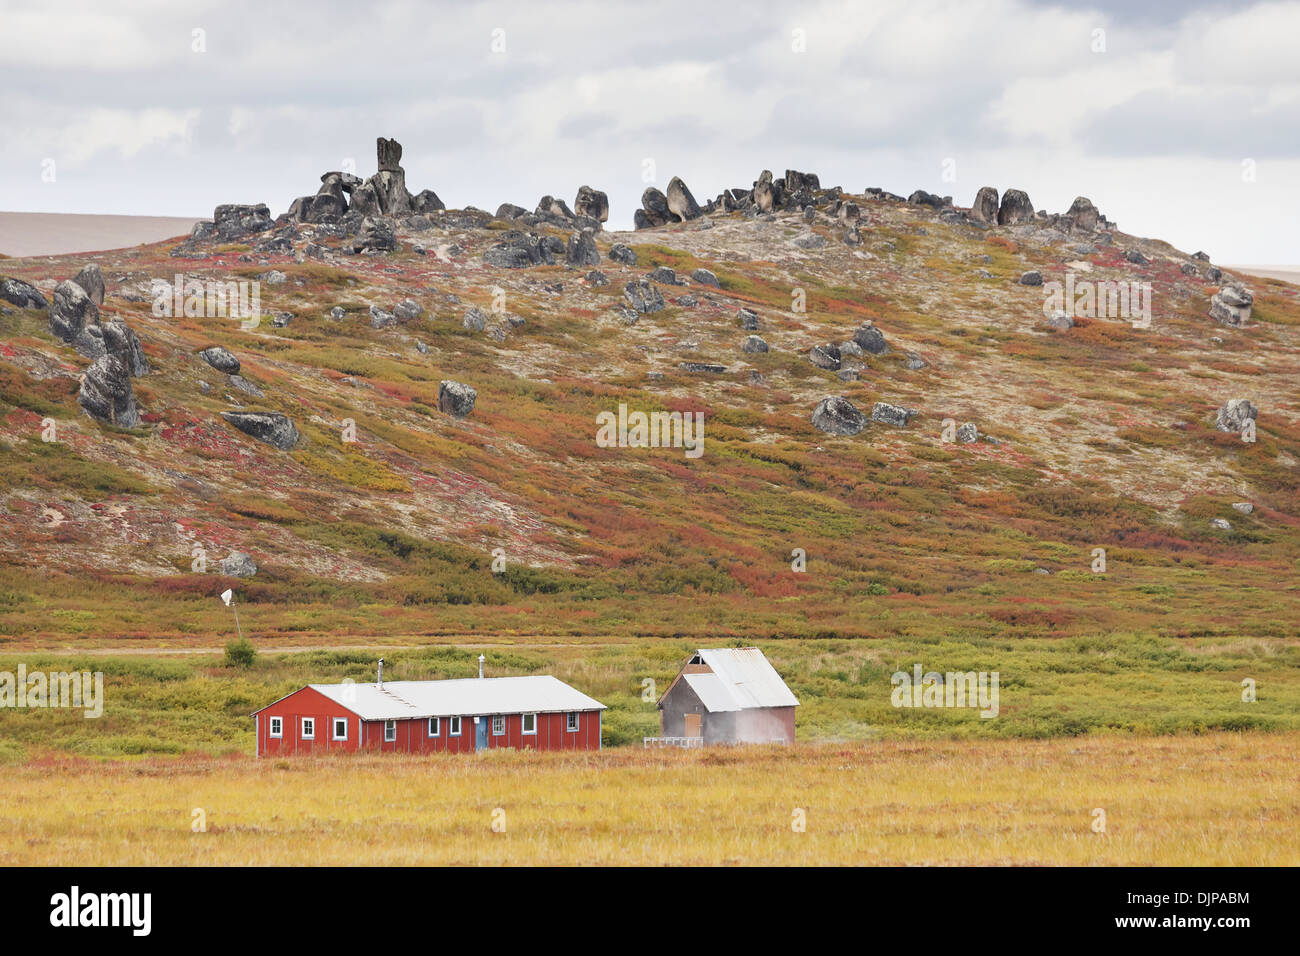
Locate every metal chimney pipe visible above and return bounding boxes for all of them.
[478,654,485,679]
[377,658,384,688]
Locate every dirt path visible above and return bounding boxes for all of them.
[4,640,635,656]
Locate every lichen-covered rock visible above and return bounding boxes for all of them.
[624,279,665,314]
[438,380,477,418]
[1065,196,1100,232]
[1045,310,1074,330]
[72,263,106,305]
[199,346,240,375]
[1020,270,1043,286]
[483,232,552,268]
[78,355,138,426]
[691,268,720,288]
[102,319,148,376]
[220,552,258,577]
[871,402,914,427]
[737,308,760,330]
[852,324,888,355]
[0,277,48,310]
[462,307,488,332]
[574,186,609,223]
[666,176,702,221]
[956,422,978,443]
[809,344,842,370]
[741,335,769,354]
[1214,399,1257,433]
[393,298,423,322]
[1209,285,1253,326]
[811,396,865,436]
[50,279,99,344]
[352,216,396,253]
[213,203,272,240]
[970,186,999,224]
[647,267,679,285]
[220,411,300,450]
[997,189,1034,225]
[608,243,637,266]
[566,231,600,267]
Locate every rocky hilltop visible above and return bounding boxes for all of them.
[0,137,1296,646]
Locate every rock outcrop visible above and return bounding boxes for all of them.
[1209,285,1253,326]
[78,355,138,427]
[221,411,301,450]
[220,552,258,577]
[0,277,48,309]
[438,380,477,418]
[666,177,702,221]
[72,263,105,306]
[812,396,866,436]
[1214,399,1257,434]
[997,189,1035,225]
[574,186,609,223]
[970,187,999,224]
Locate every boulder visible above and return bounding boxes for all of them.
[369,305,396,329]
[647,266,679,285]
[352,217,396,253]
[102,319,148,376]
[50,280,99,343]
[494,203,528,220]
[1065,197,1100,232]
[585,270,609,287]
[220,552,258,577]
[483,233,551,268]
[574,186,609,223]
[792,231,826,249]
[996,189,1034,225]
[438,380,477,418]
[376,137,403,172]
[691,268,720,288]
[811,396,866,436]
[1232,502,1254,514]
[871,402,914,427]
[624,279,665,314]
[78,355,138,427]
[1210,285,1253,326]
[753,176,779,213]
[367,169,412,215]
[741,335,769,354]
[348,184,381,217]
[852,324,888,355]
[288,193,347,224]
[213,203,272,240]
[970,187,999,224]
[905,353,928,370]
[0,277,48,310]
[462,307,488,332]
[737,308,760,330]
[393,298,423,322]
[1045,310,1074,330]
[1181,263,1199,276]
[678,362,727,374]
[1124,249,1149,265]
[956,422,978,443]
[72,263,105,306]
[908,190,946,209]
[1209,518,1233,531]
[536,195,575,220]
[639,187,672,227]
[566,231,600,267]
[1214,399,1257,433]
[608,243,638,266]
[837,202,861,223]
[220,411,300,450]
[411,189,445,213]
[666,176,702,221]
[809,344,842,370]
[1020,270,1043,286]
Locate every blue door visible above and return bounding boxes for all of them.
[476,716,489,751]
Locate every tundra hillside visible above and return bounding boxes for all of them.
[1,141,1297,746]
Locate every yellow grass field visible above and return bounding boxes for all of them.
[2,732,1296,866]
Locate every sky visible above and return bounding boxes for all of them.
[3,0,1299,263]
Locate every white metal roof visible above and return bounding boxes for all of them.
[692,647,800,710]
[302,676,606,721]
[682,672,742,712]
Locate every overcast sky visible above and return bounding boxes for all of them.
[3,0,1298,262]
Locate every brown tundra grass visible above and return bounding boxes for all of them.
[2,732,1295,866]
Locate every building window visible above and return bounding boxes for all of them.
[270,717,283,738]
[492,715,505,736]
[522,713,537,735]
[566,711,579,732]
[428,717,440,737]
[302,717,315,740]
[449,716,462,736]
[332,718,348,741]
[384,719,396,742]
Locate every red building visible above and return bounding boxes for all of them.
[252,672,606,756]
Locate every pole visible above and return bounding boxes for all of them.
[231,600,244,641]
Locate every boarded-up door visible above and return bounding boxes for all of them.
[684,713,702,737]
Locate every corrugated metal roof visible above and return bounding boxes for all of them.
[695,647,800,709]
[304,676,606,721]
[682,672,742,712]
